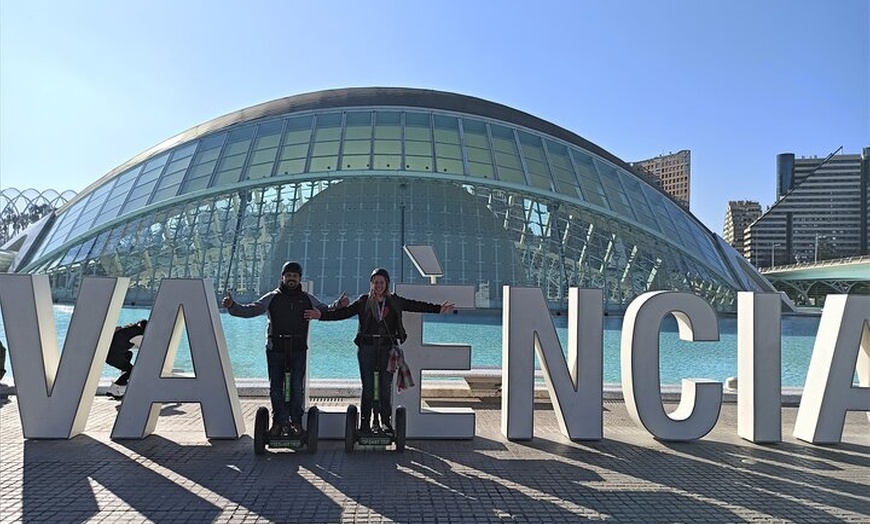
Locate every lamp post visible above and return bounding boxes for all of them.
[814,234,827,263]
[770,242,781,268]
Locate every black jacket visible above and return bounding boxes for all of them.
[226,285,330,351]
[319,293,441,346]
[108,323,146,357]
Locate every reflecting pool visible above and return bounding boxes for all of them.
[0,306,824,387]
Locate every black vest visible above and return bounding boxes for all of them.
[268,288,313,351]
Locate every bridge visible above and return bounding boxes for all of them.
[760,255,870,307]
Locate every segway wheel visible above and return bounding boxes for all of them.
[345,404,358,453]
[306,406,319,454]
[254,406,269,456]
[395,406,407,453]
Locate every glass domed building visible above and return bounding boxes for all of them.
[6,88,774,311]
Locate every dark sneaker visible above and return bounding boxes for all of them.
[289,422,304,437]
[359,423,372,435]
[268,423,283,438]
[382,422,395,436]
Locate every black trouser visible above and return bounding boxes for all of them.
[106,350,133,385]
[357,341,393,428]
[267,338,306,426]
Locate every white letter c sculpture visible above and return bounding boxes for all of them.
[621,291,722,441]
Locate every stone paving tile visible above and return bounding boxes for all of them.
[1,395,868,523]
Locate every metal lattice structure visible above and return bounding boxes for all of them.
[9,88,775,311]
[1,188,77,246]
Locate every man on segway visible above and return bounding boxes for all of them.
[306,267,453,439]
[224,261,347,439]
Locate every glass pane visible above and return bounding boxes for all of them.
[280,143,309,160]
[373,140,401,155]
[404,112,431,140]
[309,157,336,171]
[435,143,462,159]
[198,133,226,151]
[468,162,494,178]
[249,149,277,166]
[435,158,463,174]
[498,167,525,184]
[462,119,488,147]
[253,132,281,150]
[170,142,197,160]
[466,147,492,163]
[344,111,372,139]
[434,115,460,143]
[246,162,274,180]
[374,111,401,139]
[342,140,371,155]
[314,113,342,141]
[277,159,306,175]
[283,116,312,144]
[373,155,401,170]
[405,141,431,156]
[342,155,370,170]
[405,156,432,171]
[494,151,522,170]
[312,141,340,157]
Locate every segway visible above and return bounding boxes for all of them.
[254,405,319,455]
[344,368,407,453]
[253,343,319,455]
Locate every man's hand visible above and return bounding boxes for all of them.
[337,291,349,308]
[222,292,234,308]
[304,308,322,320]
[439,301,455,314]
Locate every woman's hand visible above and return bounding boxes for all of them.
[222,292,234,308]
[439,301,455,314]
[304,308,322,320]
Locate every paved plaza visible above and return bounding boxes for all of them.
[1,393,867,523]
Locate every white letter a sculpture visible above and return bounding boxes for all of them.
[112,278,244,439]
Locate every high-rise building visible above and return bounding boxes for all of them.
[745,147,870,267]
[632,150,691,209]
[723,200,761,255]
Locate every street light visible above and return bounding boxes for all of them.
[814,234,828,263]
[770,242,781,268]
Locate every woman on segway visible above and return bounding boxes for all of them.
[306,267,454,435]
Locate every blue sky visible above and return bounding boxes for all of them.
[0,1,867,232]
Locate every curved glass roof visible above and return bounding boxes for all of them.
[18,87,769,311]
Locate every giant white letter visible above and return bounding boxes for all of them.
[794,295,869,444]
[737,292,782,443]
[395,283,476,439]
[502,287,604,441]
[111,279,244,439]
[621,291,722,441]
[0,275,128,438]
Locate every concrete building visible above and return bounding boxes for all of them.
[745,147,870,268]
[723,200,761,255]
[632,150,691,209]
[2,88,774,312]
